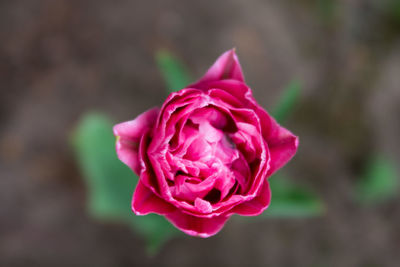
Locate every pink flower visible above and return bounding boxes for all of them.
[114,50,298,237]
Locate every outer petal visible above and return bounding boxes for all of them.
[113,107,159,174]
[203,79,250,104]
[255,108,299,176]
[189,49,244,89]
[230,179,271,216]
[165,210,230,238]
[132,180,176,215]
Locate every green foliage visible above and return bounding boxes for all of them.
[131,214,180,255]
[273,80,301,124]
[387,0,400,24]
[155,50,192,93]
[317,0,337,24]
[263,174,324,217]
[72,113,179,255]
[267,80,323,217]
[356,155,398,204]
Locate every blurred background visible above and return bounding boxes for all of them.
[1,0,400,266]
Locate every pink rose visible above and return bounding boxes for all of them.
[114,50,298,237]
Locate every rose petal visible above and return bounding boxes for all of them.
[132,180,176,215]
[149,89,203,154]
[115,140,140,174]
[114,107,159,174]
[114,107,159,141]
[201,79,250,104]
[255,108,299,176]
[230,179,271,216]
[194,198,213,213]
[170,173,216,202]
[165,210,230,237]
[207,88,243,108]
[184,138,212,161]
[230,130,256,162]
[231,154,251,190]
[189,49,244,89]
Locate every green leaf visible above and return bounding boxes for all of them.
[72,113,135,218]
[317,0,337,23]
[272,80,301,124]
[72,113,178,254]
[155,50,192,93]
[263,174,324,218]
[131,214,180,255]
[379,0,400,24]
[356,155,398,204]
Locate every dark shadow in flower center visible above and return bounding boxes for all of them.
[203,188,221,204]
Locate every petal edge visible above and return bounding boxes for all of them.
[189,49,245,89]
[132,180,176,215]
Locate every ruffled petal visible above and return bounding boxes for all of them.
[114,107,159,141]
[255,108,299,176]
[165,210,230,237]
[132,180,176,215]
[202,79,298,176]
[230,179,271,216]
[115,139,140,174]
[114,107,159,174]
[189,49,244,89]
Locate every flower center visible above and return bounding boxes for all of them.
[167,106,250,213]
